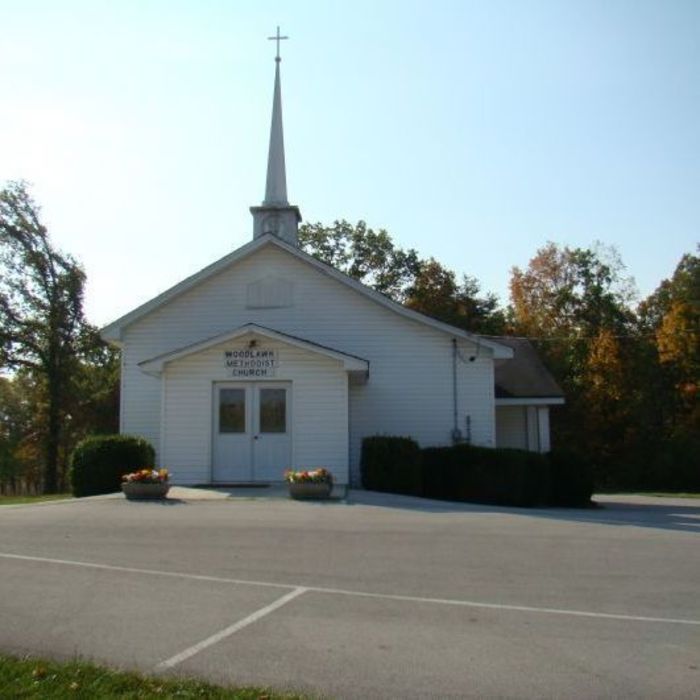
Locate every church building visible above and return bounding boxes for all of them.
[102,39,563,489]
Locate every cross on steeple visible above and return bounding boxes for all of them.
[250,24,301,246]
[268,26,288,62]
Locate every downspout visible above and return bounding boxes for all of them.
[451,339,462,443]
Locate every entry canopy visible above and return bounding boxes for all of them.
[139,323,370,382]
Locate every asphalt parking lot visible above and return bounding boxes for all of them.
[1,489,699,698]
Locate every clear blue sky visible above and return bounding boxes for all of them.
[1,0,698,325]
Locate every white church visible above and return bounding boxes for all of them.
[102,40,563,489]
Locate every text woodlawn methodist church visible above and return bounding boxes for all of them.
[101,38,564,490]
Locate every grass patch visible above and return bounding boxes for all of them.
[638,492,700,499]
[0,493,73,506]
[595,489,700,499]
[0,654,308,698]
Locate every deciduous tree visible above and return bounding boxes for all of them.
[299,220,421,301]
[641,249,699,435]
[299,219,505,333]
[0,181,88,492]
[404,258,505,333]
[510,241,634,340]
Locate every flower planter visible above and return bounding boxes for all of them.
[121,482,170,500]
[288,482,332,500]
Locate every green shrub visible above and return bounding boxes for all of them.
[363,438,593,508]
[547,449,594,506]
[421,444,550,507]
[69,434,155,497]
[421,447,453,500]
[421,444,475,501]
[648,435,700,492]
[360,436,422,496]
[461,445,549,507]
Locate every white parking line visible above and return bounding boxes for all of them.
[311,586,700,626]
[2,551,699,628]
[154,587,307,670]
[0,551,293,590]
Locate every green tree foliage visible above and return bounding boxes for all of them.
[0,343,119,495]
[509,242,636,481]
[299,220,421,301]
[69,327,120,438]
[510,241,699,489]
[0,374,39,493]
[0,182,119,493]
[640,250,699,438]
[510,242,634,371]
[654,252,699,380]
[404,258,505,334]
[0,182,87,492]
[510,242,634,337]
[299,220,504,333]
[581,328,631,464]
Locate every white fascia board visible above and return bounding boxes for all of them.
[101,234,513,359]
[138,323,369,375]
[495,397,565,406]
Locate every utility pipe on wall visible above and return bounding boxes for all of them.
[451,339,462,443]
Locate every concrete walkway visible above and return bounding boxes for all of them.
[137,485,700,511]
[165,484,293,500]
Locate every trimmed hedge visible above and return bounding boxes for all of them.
[421,444,550,507]
[548,449,594,507]
[360,436,593,508]
[360,436,422,496]
[69,434,155,497]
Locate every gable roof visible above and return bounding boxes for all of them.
[101,234,513,359]
[489,336,565,402]
[138,323,369,376]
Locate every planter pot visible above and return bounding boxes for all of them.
[121,482,170,500]
[288,482,332,500]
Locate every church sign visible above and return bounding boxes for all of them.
[224,349,278,378]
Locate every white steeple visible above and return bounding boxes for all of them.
[264,60,287,205]
[251,26,301,246]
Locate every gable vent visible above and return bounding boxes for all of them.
[246,277,294,309]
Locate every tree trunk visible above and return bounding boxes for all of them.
[44,339,61,495]
[44,392,60,494]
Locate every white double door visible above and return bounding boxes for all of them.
[212,382,292,483]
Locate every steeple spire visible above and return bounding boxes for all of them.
[263,58,287,205]
[250,26,301,246]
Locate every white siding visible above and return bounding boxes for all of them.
[537,407,551,453]
[495,406,528,450]
[526,406,539,451]
[495,405,552,453]
[162,339,348,484]
[119,245,495,484]
[121,347,162,455]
